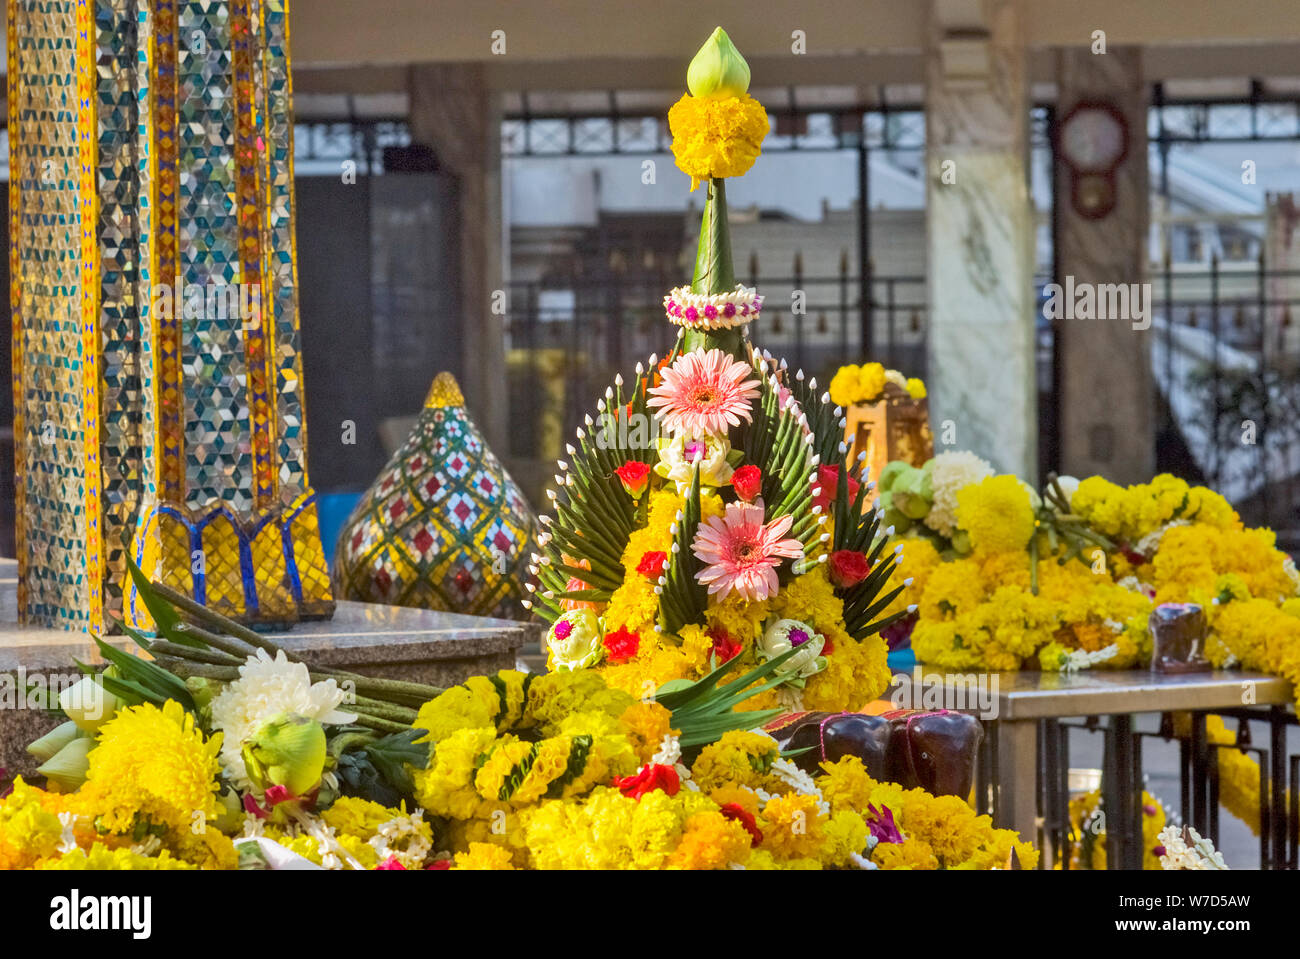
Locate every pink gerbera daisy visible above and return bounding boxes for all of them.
[691,500,802,603]
[647,348,761,436]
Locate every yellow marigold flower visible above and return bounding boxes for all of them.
[815,756,876,814]
[905,377,927,399]
[37,843,196,871]
[691,730,780,792]
[668,93,768,190]
[618,701,677,764]
[803,634,889,711]
[955,474,1036,555]
[855,363,887,401]
[413,676,501,744]
[474,737,533,802]
[81,699,223,837]
[454,841,516,870]
[820,809,869,868]
[321,796,400,838]
[0,778,67,869]
[413,726,498,819]
[828,366,861,408]
[667,810,752,869]
[169,829,239,870]
[873,837,938,870]
[759,792,825,859]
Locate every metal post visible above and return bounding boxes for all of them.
[1271,707,1287,869]
[857,138,872,358]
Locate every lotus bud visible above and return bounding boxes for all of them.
[242,712,328,798]
[26,720,87,763]
[687,26,751,100]
[37,736,95,792]
[59,676,123,733]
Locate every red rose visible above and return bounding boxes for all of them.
[636,550,668,578]
[813,464,860,513]
[720,803,764,846]
[375,857,407,870]
[732,464,763,503]
[828,549,871,589]
[428,859,452,870]
[614,460,651,498]
[602,626,640,663]
[708,627,743,664]
[613,763,680,801]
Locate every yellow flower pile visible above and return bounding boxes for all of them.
[828,363,926,407]
[1070,473,1238,544]
[818,757,1037,869]
[668,93,768,190]
[0,702,238,870]
[907,549,1151,672]
[602,518,891,712]
[1062,788,1167,870]
[410,670,676,837]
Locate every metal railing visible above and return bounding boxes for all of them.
[503,268,928,465]
[1151,255,1300,536]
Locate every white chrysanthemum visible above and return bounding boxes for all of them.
[369,809,433,869]
[1156,824,1229,870]
[209,649,356,790]
[1060,643,1119,672]
[923,450,994,538]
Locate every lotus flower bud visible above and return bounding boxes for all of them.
[686,26,751,100]
[26,720,88,763]
[37,735,95,792]
[59,676,123,733]
[242,712,327,798]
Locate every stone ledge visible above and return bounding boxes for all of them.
[0,565,541,783]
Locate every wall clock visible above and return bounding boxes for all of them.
[1058,100,1129,219]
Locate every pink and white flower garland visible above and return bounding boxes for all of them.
[663,284,763,331]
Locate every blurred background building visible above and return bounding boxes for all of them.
[2,0,1300,557]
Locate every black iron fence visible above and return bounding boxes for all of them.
[1152,256,1300,538]
[503,268,927,469]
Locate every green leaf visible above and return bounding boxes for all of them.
[91,636,195,712]
[124,553,185,640]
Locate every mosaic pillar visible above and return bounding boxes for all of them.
[8,0,333,632]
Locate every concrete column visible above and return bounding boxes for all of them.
[1056,46,1154,483]
[408,63,508,451]
[925,0,1037,480]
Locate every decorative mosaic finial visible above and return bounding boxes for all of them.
[424,372,466,409]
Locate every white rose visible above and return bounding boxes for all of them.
[655,432,735,492]
[547,609,603,671]
[758,618,826,682]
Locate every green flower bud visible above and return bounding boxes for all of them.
[27,720,89,763]
[242,712,327,798]
[59,676,124,733]
[951,529,973,555]
[687,27,751,100]
[877,460,912,493]
[37,736,95,792]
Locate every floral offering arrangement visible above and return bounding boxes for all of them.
[828,363,926,408]
[879,460,1299,682]
[0,28,1036,872]
[880,458,1298,840]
